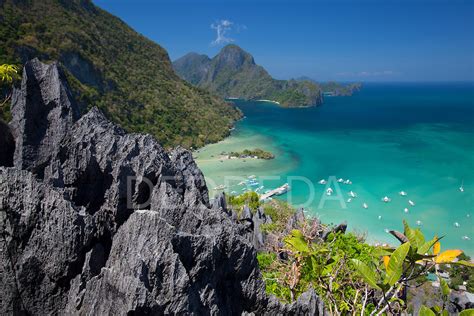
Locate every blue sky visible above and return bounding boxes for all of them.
[94,0,474,82]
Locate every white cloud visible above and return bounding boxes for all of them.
[211,20,234,46]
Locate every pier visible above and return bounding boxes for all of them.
[259,183,290,201]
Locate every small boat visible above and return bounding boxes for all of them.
[214,185,226,190]
[399,191,408,196]
[382,196,391,203]
[363,203,368,209]
[408,200,415,206]
[337,178,344,183]
[230,191,237,195]
[326,188,333,196]
[404,208,409,213]
[248,175,256,179]
[454,222,460,228]
[416,220,423,226]
[238,181,246,186]
[459,180,464,192]
[384,228,389,233]
[318,179,327,185]
[462,236,471,241]
[259,186,264,190]
[349,191,357,198]
[344,179,352,185]
[378,215,382,220]
[347,198,352,203]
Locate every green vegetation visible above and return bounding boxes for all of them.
[173,45,323,107]
[0,0,241,148]
[320,81,362,96]
[251,197,473,315]
[448,253,474,292]
[0,63,20,118]
[228,148,275,160]
[227,191,261,216]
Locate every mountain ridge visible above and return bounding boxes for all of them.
[0,0,241,148]
[173,45,324,107]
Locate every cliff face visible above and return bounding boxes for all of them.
[173,45,323,107]
[0,59,325,315]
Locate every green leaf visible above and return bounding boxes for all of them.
[418,235,443,255]
[386,242,411,286]
[418,305,436,316]
[459,309,474,316]
[372,247,394,257]
[452,260,474,268]
[284,230,309,254]
[351,259,381,290]
[403,220,425,249]
[440,278,450,297]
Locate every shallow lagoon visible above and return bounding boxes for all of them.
[196,83,474,254]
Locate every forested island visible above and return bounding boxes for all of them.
[228,148,275,160]
[173,45,324,108]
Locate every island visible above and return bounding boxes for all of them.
[227,148,275,160]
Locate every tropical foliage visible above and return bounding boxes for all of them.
[0,63,20,117]
[227,191,261,215]
[0,0,241,148]
[228,148,275,160]
[253,198,473,315]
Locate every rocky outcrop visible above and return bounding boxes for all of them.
[0,59,325,315]
[0,119,14,167]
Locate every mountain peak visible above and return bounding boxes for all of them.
[216,44,255,68]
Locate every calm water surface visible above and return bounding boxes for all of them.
[196,83,474,254]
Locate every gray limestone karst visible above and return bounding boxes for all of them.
[0,59,326,315]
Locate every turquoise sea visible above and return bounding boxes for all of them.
[195,83,474,255]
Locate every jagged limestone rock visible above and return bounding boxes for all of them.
[0,59,326,315]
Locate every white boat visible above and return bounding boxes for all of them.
[384,228,389,233]
[337,178,344,183]
[326,188,333,196]
[344,179,352,185]
[238,181,246,186]
[462,236,471,241]
[404,208,409,213]
[382,196,391,203]
[408,200,415,206]
[459,186,464,192]
[363,203,368,209]
[399,191,408,196]
[454,222,460,228]
[416,220,423,226]
[248,175,256,179]
[347,198,352,203]
[349,191,357,198]
[230,191,237,195]
[214,185,226,190]
[378,215,382,220]
[318,179,327,185]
